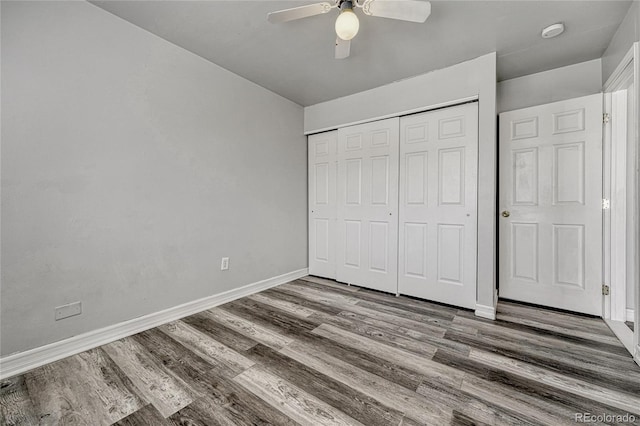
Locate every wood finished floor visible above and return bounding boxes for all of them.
[2,276,640,425]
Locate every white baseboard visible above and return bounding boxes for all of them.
[475,303,496,320]
[634,345,640,368]
[0,268,308,380]
[626,308,635,323]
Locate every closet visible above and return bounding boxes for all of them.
[309,102,478,309]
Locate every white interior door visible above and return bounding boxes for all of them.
[336,118,399,293]
[398,103,479,309]
[499,94,603,315]
[309,131,337,279]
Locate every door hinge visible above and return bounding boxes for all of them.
[603,113,610,124]
[602,198,610,209]
[602,284,610,295]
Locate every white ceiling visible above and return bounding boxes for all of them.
[91,0,632,106]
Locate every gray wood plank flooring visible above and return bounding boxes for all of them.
[2,276,639,425]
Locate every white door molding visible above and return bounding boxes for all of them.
[635,42,640,368]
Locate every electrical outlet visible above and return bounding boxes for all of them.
[221,257,229,271]
[55,301,82,321]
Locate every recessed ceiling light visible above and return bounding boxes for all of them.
[541,23,565,39]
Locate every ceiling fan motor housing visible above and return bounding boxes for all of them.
[339,0,354,11]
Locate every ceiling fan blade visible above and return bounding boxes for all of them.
[268,2,334,24]
[361,0,431,23]
[335,37,351,59]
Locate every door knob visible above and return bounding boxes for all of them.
[501,211,510,218]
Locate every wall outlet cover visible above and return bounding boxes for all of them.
[55,301,82,321]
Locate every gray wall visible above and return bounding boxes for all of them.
[602,0,640,83]
[497,59,602,113]
[1,1,307,356]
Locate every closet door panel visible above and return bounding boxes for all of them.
[336,118,399,294]
[309,131,337,279]
[399,103,478,309]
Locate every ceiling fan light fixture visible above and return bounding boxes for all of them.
[267,0,432,59]
[335,2,359,41]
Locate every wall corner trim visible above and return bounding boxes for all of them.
[475,302,497,320]
[0,268,308,380]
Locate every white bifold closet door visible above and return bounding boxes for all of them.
[336,118,399,293]
[308,131,337,279]
[398,103,478,309]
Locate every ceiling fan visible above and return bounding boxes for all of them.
[267,0,432,59]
